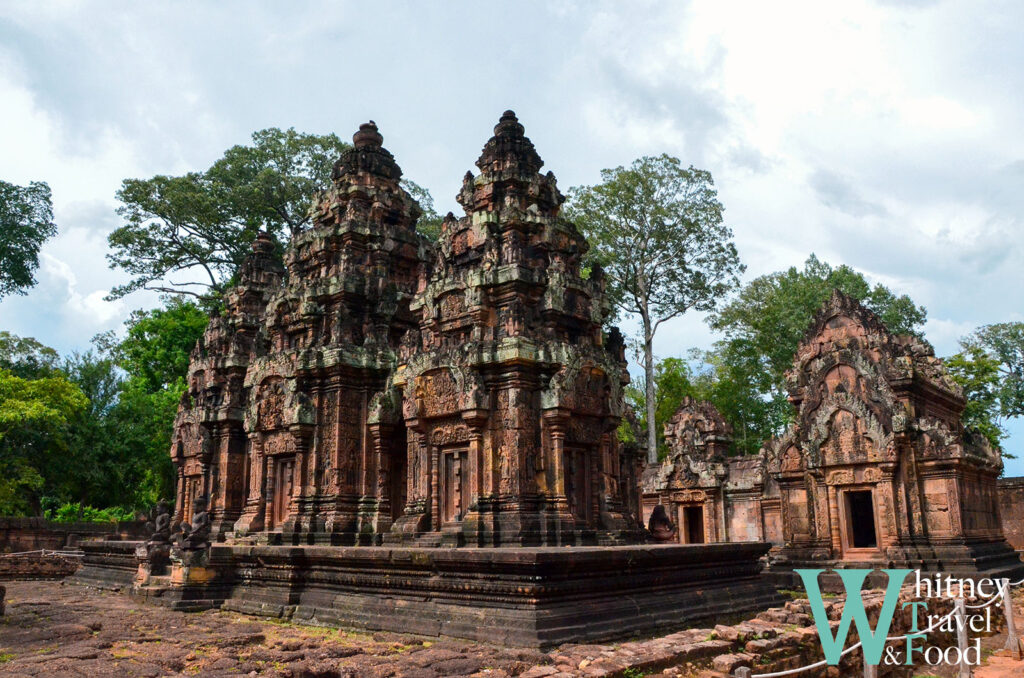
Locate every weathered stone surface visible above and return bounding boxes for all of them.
[217,541,782,647]
[0,552,79,581]
[646,291,1024,583]
[765,291,1024,581]
[643,397,779,546]
[0,516,147,553]
[168,112,642,548]
[8,580,1022,677]
[998,476,1024,557]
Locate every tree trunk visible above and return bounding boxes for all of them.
[644,325,658,465]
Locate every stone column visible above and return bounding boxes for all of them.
[460,409,490,545]
[828,484,843,556]
[540,409,574,545]
[359,422,391,542]
[174,467,186,523]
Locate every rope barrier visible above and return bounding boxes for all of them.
[0,549,82,558]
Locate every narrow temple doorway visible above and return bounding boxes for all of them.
[390,445,408,522]
[683,506,705,544]
[273,457,295,527]
[845,490,878,549]
[564,447,593,526]
[441,448,469,523]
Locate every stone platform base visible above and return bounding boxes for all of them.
[217,542,783,647]
[71,540,783,648]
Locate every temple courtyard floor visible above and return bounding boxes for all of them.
[1,580,1023,678]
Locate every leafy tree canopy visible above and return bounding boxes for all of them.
[113,297,210,394]
[0,330,62,378]
[107,128,350,302]
[945,345,1006,451]
[0,179,57,298]
[963,323,1024,420]
[0,366,88,515]
[0,368,87,435]
[945,322,1024,454]
[709,254,927,392]
[107,128,444,304]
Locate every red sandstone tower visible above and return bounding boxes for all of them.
[170,113,641,546]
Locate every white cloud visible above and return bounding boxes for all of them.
[0,0,1021,470]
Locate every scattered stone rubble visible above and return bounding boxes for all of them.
[0,552,79,581]
[0,580,1015,678]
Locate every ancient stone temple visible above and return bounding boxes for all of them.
[171,121,425,544]
[169,113,639,547]
[764,290,1023,579]
[171,230,285,540]
[73,113,783,646]
[642,397,781,546]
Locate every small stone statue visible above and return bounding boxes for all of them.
[179,495,212,552]
[647,504,677,543]
[136,500,174,582]
[146,500,172,544]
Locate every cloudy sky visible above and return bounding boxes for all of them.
[1,0,1022,471]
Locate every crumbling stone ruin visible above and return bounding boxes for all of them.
[765,290,1022,578]
[642,397,781,546]
[170,113,641,547]
[646,290,1024,580]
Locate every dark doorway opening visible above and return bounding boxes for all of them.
[564,447,593,526]
[684,506,705,544]
[846,490,877,549]
[390,446,408,522]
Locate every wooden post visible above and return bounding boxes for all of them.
[955,598,972,678]
[863,659,878,677]
[1003,578,1022,659]
[733,668,751,678]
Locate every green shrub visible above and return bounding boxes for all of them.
[44,502,136,523]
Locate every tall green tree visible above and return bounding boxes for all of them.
[108,298,210,503]
[0,331,62,378]
[567,155,744,463]
[0,367,87,515]
[964,323,1024,419]
[108,128,443,303]
[945,345,1005,451]
[107,128,350,302]
[114,298,210,393]
[702,254,928,455]
[945,322,1024,454]
[0,179,57,298]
